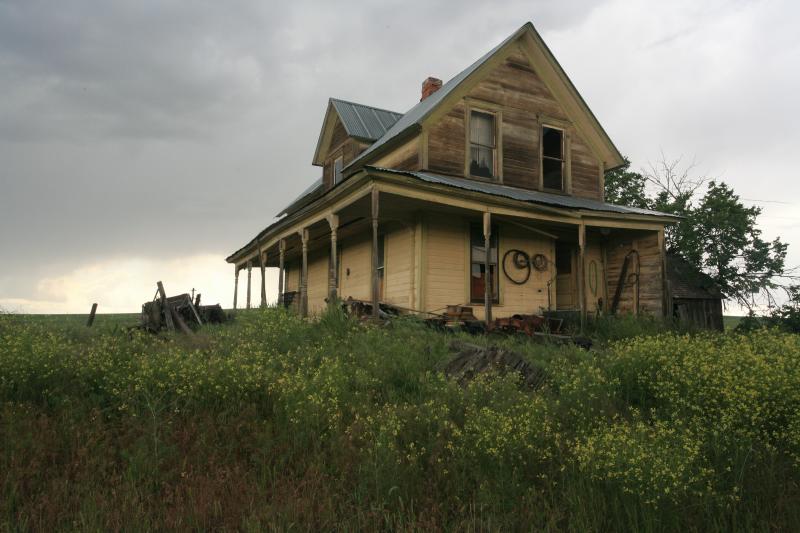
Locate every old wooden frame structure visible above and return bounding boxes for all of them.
[226,22,679,325]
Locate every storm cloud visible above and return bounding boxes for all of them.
[1,0,798,312]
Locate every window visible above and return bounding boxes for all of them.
[333,155,343,184]
[469,110,495,179]
[470,223,499,303]
[542,126,564,191]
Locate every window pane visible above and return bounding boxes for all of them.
[542,127,563,159]
[470,224,499,303]
[543,158,563,190]
[470,111,494,147]
[470,264,499,303]
[470,145,493,178]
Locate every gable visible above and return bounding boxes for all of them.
[346,22,624,173]
[312,99,402,166]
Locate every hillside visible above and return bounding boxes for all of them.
[1,310,799,531]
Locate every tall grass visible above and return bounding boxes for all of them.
[1,309,799,531]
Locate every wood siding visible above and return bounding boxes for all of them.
[374,136,419,172]
[606,232,663,316]
[384,227,414,307]
[422,45,603,199]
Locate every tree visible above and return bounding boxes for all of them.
[605,155,789,310]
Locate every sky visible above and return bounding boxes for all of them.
[1,0,798,314]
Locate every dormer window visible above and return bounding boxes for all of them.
[333,155,343,184]
[469,110,496,179]
[542,126,564,191]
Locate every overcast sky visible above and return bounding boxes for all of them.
[1,0,798,314]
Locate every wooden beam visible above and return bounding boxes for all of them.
[246,260,252,309]
[483,211,493,324]
[495,217,559,240]
[233,266,239,310]
[578,223,586,332]
[659,228,668,318]
[600,239,609,314]
[327,214,339,307]
[371,189,380,318]
[86,303,98,327]
[259,244,267,308]
[157,280,174,331]
[278,239,285,308]
[300,229,309,317]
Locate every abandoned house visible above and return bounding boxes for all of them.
[226,22,680,325]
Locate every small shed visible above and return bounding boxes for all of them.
[666,254,724,331]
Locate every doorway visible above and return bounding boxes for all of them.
[555,242,576,310]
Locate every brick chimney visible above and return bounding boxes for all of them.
[421,77,443,101]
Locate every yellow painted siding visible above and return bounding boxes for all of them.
[339,233,372,301]
[284,260,299,292]
[306,250,329,315]
[424,214,467,314]
[384,227,414,308]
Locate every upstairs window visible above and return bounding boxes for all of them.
[469,110,496,179]
[542,126,564,191]
[470,223,499,304]
[333,155,344,184]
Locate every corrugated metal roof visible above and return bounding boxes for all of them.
[330,98,403,141]
[369,166,679,217]
[345,27,525,170]
[276,177,324,217]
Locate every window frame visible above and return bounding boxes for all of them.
[333,155,344,184]
[468,222,500,305]
[540,124,566,193]
[465,104,502,182]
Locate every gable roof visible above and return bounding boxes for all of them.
[345,22,625,172]
[312,98,403,165]
[667,254,724,300]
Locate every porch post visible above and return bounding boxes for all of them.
[233,265,239,310]
[659,228,669,318]
[278,239,285,308]
[328,214,339,307]
[259,244,267,308]
[246,260,252,309]
[371,189,380,318]
[483,211,492,325]
[578,222,586,332]
[300,228,309,317]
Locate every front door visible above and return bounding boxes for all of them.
[555,242,576,310]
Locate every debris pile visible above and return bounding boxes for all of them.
[443,340,548,389]
[140,281,227,334]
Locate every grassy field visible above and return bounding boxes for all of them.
[1,309,799,531]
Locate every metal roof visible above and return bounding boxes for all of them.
[276,177,324,217]
[345,27,525,170]
[330,98,403,141]
[369,166,679,217]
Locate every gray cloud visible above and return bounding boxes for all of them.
[1,0,798,311]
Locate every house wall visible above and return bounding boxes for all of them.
[606,232,664,316]
[423,45,602,200]
[374,136,419,172]
[422,213,559,320]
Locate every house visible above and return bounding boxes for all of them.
[226,22,679,326]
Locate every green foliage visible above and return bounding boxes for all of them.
[2,310,800,530]
[603,158,650,209]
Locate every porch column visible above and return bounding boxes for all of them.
[246,260,252,309]
[371,189,380,318]
[233,265,239,310]
[300,229,309,317]
[278,239,285,308]
[483,211,492,324]
[578,223,586,332]
[659,228,670,318]
[327,214,339,307]
[259,244,267,308]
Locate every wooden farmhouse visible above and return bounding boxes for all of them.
[226,22,679,326]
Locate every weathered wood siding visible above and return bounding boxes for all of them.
[606,232,663,316]
[422,45,602,199]
[338,233,372,302]
[374,136,419,171]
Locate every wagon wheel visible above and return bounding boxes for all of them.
[502,249,532,285]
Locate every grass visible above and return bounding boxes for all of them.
[1,308,799,531]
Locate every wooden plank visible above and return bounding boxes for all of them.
[157,281,175,332]
[483,211,492,323]
[259,244,267,307]
[86,303,98,327]
[300,229,309,317]
[278,239,285,307]
[371,189,380,318]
